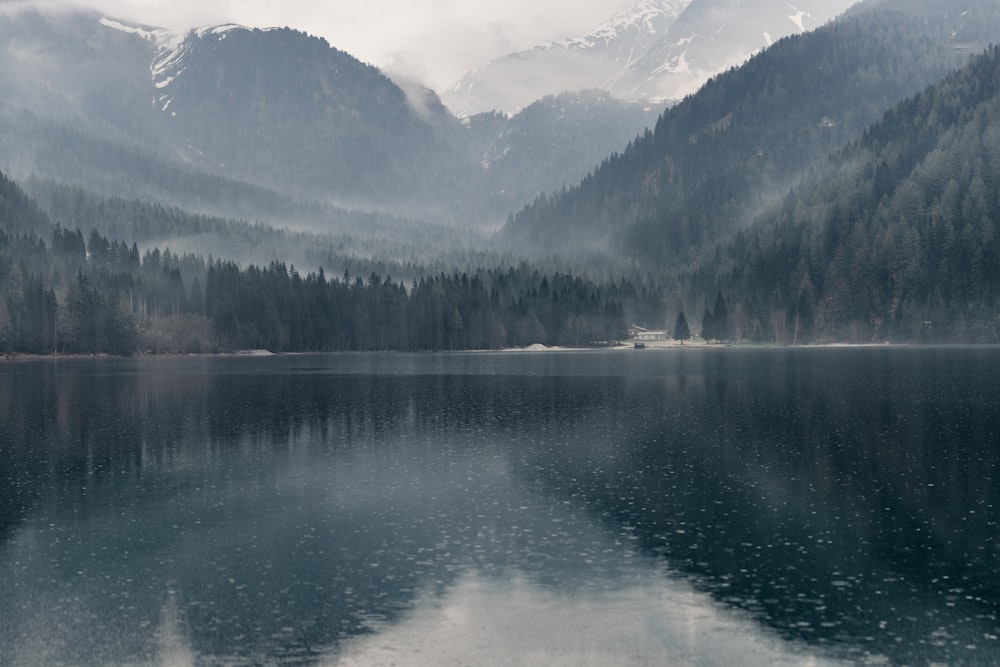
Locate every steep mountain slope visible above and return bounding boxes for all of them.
[0,11,475,218]
[465,90,660,205]
[685,43,1000,343]
[618,0,857,102]
[149,24,471,207]
[501,0,1000,268]
[444,0,690,116]
[0,9,164,165]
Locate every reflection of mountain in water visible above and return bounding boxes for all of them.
[1,351,998,665]
[507,349,1000,665]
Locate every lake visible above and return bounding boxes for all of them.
[0,348,998,665]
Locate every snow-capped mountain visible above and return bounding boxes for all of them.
[0,9,467,208]
[443,0,691,116]
[444,0,858,115]
[618,0,859,102]
[0,6,661,226]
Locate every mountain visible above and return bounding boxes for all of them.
[0,5,658,232]
[443,0,857,116]
[500,0,1000,268]
[0,10,473,220]
[681,42,1000,343]
[616,0,858,102]
[0,10,163,163]
[464,90,660,206]
[148,23,473,208]
[444,0,691,116]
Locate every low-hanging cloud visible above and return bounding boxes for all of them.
[53,0,631,91]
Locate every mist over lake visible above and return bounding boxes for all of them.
[1,348,998,665]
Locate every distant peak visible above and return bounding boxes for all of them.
[549,0,692,50]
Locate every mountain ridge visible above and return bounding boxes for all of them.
[500,0,999,269]
[444,0,690,116]
[0,6,657,228]
[443,0,857,116]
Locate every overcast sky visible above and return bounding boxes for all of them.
[67,0,631,90]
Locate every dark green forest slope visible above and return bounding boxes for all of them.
[681,44,1000,344]
[502,0,1000,268]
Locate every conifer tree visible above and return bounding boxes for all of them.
[674,311,690,344]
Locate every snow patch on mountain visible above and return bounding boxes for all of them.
[150,37,192,112]
[100,17,272,115]
[619,0,859,104]
[657,50,689,76]
[148,24,252,115]
[549,0,691,55]
[447,0,858,115]
[99,16,192,113]
[99,17,156,41]
[787,5,808,32]
[444,0,691,116]
[99,17,184,50]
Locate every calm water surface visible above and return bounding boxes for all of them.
[0,348,998,665]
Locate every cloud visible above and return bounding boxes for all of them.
[63,0,630,90]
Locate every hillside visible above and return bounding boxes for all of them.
[680,43,1000,343]
[464,91,660,206]
[150,24,471,207]
[500,0,1000,268]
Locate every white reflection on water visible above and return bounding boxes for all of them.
[156,590,196,667]
[328,572,847,667]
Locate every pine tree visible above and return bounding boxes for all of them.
[701,309,715,343]
[674,311,690,344]
[711,291,729,342]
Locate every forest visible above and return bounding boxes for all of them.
[674,44,1000,344]
[0,172,661,354]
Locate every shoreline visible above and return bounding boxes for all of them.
[2,341,993,363]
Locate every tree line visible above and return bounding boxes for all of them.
[0,169,653,354]
[203,262,632,353]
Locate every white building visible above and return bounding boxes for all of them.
[629,325,669,341]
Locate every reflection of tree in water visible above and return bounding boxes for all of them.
[0,363,59,539]
[0,356,619,664]
[0,360,158,538]
[3,351,999,665]
[505,349,1000,665]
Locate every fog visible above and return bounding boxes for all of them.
[35,0,634,92]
